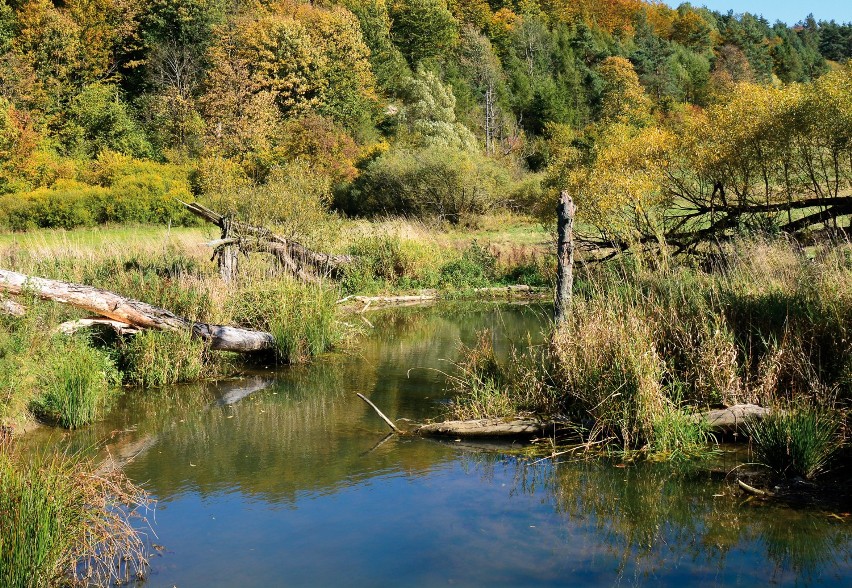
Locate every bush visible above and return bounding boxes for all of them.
[342,146,510,221]
[438,241,497,289]
[0,156,198,230]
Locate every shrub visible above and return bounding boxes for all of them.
[342,146,510,221]
[438,241,497,289]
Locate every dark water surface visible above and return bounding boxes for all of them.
[27,304,852,586]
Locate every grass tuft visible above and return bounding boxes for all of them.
[0,444,151,587]
[747,403,842,479]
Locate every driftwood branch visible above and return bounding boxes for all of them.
[356,393,400,433]
[0,269,275,353]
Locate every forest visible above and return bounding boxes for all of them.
[2,1,852,585]
[0,0,851,239]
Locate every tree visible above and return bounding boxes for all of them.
[65,83,152,158]
[597,56,651,126]
[399,67,478,151]
[390,0,459,65]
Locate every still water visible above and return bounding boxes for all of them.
[28,304,852,586]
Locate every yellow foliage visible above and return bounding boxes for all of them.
[565,124,674,235]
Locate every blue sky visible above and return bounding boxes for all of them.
[664,1,852,24]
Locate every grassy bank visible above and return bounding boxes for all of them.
[0,217,549,432]
[449,238,852,469]
[0,443,150,587]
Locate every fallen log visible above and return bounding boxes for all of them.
[0,269,275,353]
[0,298,26,316]
[415,403,769,441]
[57,318,141,336]
[182,201,354,282]
[702,403,769,437]
[417,418,549,438]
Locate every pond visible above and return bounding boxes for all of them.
[24,303,852,587]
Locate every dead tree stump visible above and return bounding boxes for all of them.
[554,190,575,325]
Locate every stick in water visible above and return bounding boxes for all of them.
[356,393,400,433]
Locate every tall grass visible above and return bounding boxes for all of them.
[746,403,843,479]
[119,330,208,387]
[227,281,344,362]
[0,444,151,587]
[449,237,852,462]
[31,337,120,429]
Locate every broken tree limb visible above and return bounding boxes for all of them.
[1,298,25,316]
[356,393,400,433]
[554,190,575,325]
[182,201,355,282]
[0,269,275,353]
[57,318,141,336]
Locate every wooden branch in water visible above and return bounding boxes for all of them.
[0,269,276,353]
[417,418,548,438]
[356,393,400,433]
[738,479,771,497]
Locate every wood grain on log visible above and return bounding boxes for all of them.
[0,269,275,352]
[418,418,546,438]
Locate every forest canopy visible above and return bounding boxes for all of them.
[1,0,851,238]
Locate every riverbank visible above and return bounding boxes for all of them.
[447,237,851,473]
[0,217,550,433]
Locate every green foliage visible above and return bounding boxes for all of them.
[345,145,509,220]
[65,83,152,158]
[0,156,197,229]
[399,67,478,151]
[390,0,458,65]
[31,336,119,429]
[119,330,206,387]
[0,446,149,587]
[438,241,497,289]
[747,404,842,479]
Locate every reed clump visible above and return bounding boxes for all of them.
[0,444,151,587]
[746,401,843,479]
[227,280,343,363]
[31,336,120,429]
[449,238,851,463]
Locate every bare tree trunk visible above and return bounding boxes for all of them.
[0,269,275,352]
[554,190,575,326]
[217,216,239,283]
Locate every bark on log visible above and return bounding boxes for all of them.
[417,418,548,438]
[0,269,275,352]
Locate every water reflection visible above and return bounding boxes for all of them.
[23,303,852,586]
